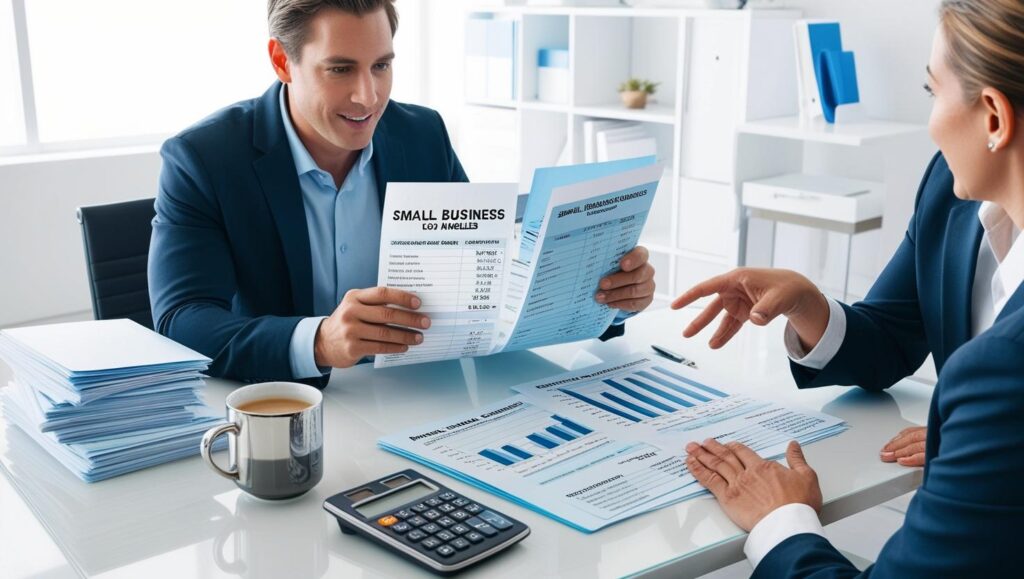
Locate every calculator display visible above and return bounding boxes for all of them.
[354,481,435,518]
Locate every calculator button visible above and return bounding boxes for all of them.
[425,497,443,507]
[464,531,485,544]
[420,537,442,550]
[435,530,456,542]
[450,524,471,535]
[390,522,412,534]
[394,509,413,519]
[478,510,513,530]
[420,523,441,534]
[436,517,456,528]
[436,545,456,558]
[437,503,456,513]
[465,517,498,537]
[410,504,428,513]
[463,503,482,514]
[422,509,441,520]
[377,515,398,527]
[451,498,469,507]
[450,510,469,521]
[407,516,427,527]
[439,492,457,501]
[405,530,427,542]
[451,537,471,550]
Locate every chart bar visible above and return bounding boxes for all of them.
[527,433,560,449]
[545,425,576,441]
[624,377,694,408]
[636,370,711,402]
[479,449,514,466]
[501,444,533,460]
[559,389,642,423]
[553,415,593,435]
[600,392,659,418]
[650,366,728,398]
[604,379,678,413]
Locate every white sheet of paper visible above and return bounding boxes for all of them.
[374,183,518,368]
[0,319,210,375]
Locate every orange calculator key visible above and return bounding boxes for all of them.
[377,515,399,527]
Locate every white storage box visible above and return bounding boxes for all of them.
[742,173,884,225]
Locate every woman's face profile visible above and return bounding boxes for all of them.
[927,27,1007,202]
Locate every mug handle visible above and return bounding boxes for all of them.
[201,422,240,480]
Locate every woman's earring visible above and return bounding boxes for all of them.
[988,141,997,151]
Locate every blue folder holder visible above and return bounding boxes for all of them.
[819,50,860,123]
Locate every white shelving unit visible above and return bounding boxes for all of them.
[461,5,804,304]
[735,115,932,300]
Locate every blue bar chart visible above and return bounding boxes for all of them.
[478,414,594,466]
[558,365,728,423]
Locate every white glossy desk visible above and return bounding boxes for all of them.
[0,308,930,578]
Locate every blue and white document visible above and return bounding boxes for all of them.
[379,353,847,531]
[375,158,662,368]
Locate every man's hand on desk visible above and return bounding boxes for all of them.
[685,439,822,532]
[670,268,829,351]
[595,245,656,312]
[314,287,431,368]
[881,426,927,467]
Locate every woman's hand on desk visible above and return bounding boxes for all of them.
[880,426,927,467]
[670,268,830,351]
[685,439,822,532]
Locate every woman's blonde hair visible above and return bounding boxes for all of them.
[940,0,1024,111]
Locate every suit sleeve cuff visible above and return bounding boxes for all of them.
[289,316,330,379]
[784,296,846,370]
[744,503,826,569]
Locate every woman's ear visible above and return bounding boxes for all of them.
[980,87,1016,151]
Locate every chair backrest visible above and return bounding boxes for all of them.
[76,199,157,329]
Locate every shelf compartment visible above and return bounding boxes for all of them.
[738,116,927,146]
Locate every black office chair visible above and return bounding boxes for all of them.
[76,199,157,329]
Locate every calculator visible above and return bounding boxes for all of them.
[323,469,530,575]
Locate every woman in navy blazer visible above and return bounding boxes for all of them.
[672,0,1024,576]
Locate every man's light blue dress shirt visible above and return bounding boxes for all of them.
[280,86,381,378]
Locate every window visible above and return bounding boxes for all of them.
[24,0,271,143]
[0,0,25,147]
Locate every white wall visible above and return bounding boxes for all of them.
[0,0,943,326]
[0,149,161,326]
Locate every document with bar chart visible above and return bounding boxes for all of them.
[379,353,847,532]
[512,354,848,456]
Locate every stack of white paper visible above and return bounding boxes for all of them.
[0,319,225,483]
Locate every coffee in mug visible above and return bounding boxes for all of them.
[201,382,323,500]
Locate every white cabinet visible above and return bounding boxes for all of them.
[462,5,802,303]
[679,17,743,184]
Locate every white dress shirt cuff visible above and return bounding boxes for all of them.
[784,296,846,371]
[289,316,330,379]
[743,503,826,569]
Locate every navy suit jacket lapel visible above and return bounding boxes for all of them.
[371,105,406,210]
[941,200,983,359]
[996,278,1024,323]
[251,82,315,316]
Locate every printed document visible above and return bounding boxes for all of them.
[375,159,662,368]
[379,353,847,531]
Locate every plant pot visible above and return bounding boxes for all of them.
[620,90,648,109]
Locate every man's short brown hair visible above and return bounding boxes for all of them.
[268,0,398,61]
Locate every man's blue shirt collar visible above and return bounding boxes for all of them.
[278,84,373,183]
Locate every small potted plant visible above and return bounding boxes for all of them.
[618,78,659,109]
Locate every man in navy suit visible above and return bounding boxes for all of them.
[148,0,657,386]
[671,14,1024,575]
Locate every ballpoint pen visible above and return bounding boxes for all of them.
[650,344,698,369]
